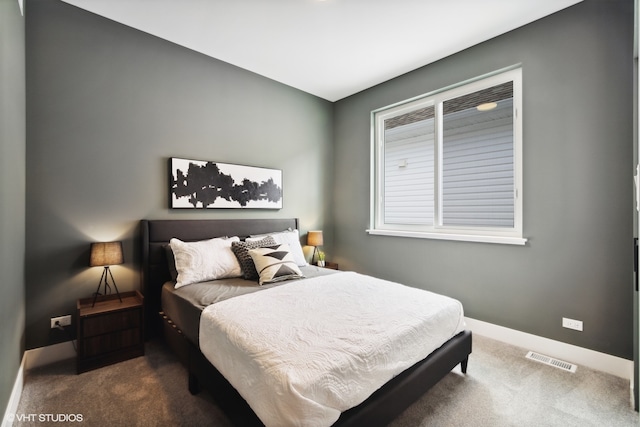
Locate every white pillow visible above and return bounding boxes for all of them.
[169,236,241,288]
[247,229,307,267]
[248,243,305,285]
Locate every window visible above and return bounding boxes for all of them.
[369,67,525,245]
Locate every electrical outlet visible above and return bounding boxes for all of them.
[50,315,72,329]
[562,317,583,331]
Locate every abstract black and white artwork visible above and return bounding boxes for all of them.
[170,158,283,209]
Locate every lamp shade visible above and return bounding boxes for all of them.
[90,242,124,267]
[307,230,323,247]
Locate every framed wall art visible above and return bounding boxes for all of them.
[169,157,283,209]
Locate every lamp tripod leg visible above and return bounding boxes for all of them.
[107,267,123,303]
[91,267,108,307]
[91,266,123,307]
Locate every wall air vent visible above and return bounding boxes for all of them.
[525,351,577,373]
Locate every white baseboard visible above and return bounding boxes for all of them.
[2,341,76,427]
[2,355,25,427]
[24,341,76,370]
[465,317,633,381]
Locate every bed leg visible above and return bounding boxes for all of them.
[460,357,469,374]
[188,372,200,395]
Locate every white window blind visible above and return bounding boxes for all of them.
[370,67,525,245]
[384,107,435,225]
[442,90,514,227]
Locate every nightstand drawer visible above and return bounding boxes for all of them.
[82,309,141,337]
[81,328,142,357]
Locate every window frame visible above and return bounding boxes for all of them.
[368,66,526,245]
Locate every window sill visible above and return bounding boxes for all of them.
[366,229,528,246]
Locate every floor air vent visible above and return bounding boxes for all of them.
[525,351,577,373]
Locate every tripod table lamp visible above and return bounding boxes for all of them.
[89,241,124,307]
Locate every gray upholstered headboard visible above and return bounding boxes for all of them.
[140,218,300,338]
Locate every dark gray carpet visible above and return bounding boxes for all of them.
[14,335,638,426]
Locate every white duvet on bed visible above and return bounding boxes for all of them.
[199,271,465,427]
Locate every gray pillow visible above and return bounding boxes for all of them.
[231,236,277,280]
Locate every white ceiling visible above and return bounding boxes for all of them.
[61,0,583,102]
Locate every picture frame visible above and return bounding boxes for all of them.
[169,157,283,209]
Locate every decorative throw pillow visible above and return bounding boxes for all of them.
[248,244,305,286]
[247,229,308,267]
[231,236,277,280]
[169,236,241,288]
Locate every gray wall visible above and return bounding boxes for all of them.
[23,0,635,361]
[0,0,26,414]
[333,0,634,359]
[25,0,334,350]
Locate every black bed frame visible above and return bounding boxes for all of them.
[141,218,472,427]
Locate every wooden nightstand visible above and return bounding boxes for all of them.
[322,262,339,270]
[77,290,144,373]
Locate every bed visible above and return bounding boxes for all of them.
[141,218,472,427]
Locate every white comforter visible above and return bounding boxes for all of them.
[199,271,465,427]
